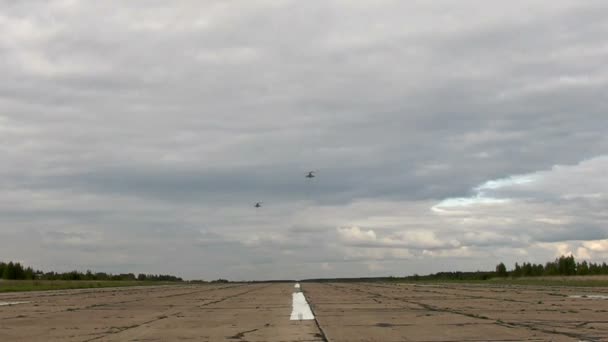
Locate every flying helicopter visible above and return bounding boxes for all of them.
[254,202,263,208]
[305,170,317,178]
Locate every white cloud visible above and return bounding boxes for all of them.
[422,246,475,258]
[337,226,377,243]
[576,247,592,260]
[583,240,608,253]
[338,226,459,250]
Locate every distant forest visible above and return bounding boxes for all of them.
[411,255,608,281]
[0,261,183,282]
[3,255,607,283]
[494,255,608,277]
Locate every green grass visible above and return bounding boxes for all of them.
[395,275,608,287]
[0,280,180,293]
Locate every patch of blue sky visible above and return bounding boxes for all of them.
[434,196,509,209]
[475,175,537,192]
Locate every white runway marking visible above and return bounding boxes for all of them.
[570,294,608,300]
[0,301,30,306]
[290,292,314,320]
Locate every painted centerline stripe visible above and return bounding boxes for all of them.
[570,294,608,299]
[290,284,314,321]
[0,301,30,306]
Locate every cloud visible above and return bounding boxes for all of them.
[0,0,607,279]
[337,226,377,243]
[338,226,460,250]
[583,240,608,253]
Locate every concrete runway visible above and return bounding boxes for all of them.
[2,282,608,341]
[304,282,608,341]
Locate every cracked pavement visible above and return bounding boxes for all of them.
[2,282,608,341]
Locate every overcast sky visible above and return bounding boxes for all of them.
[1,0,607,280]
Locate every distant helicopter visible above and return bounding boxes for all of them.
[254,202,263,208]
[305,171,317,179]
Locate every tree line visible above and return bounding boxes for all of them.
[403,255,608,281]
[495,255,608,277]
[0,261,182,282]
